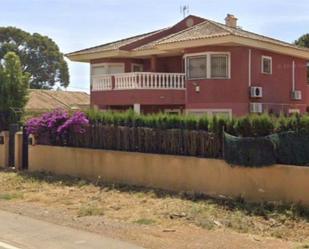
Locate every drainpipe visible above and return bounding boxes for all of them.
[248,49,252,87]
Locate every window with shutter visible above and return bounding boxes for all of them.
[210,54,228,78]
[187,56,207,79]
[261,56,272,74]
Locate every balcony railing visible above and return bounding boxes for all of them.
[92,72,186,91]
[92,75,112,91]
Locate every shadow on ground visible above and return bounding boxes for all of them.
[1,167,309,222]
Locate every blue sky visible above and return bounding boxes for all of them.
[1,0,309,92]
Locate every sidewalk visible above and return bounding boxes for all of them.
[0,210,144,249]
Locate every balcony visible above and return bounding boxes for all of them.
[92,72,186,91]
[91,72,186,109]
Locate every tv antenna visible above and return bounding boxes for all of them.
[180,5,189,18]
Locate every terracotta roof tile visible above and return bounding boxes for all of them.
[66,29,167,56]
[26,90,90,112]
[67,15,309,57]
[156,19,309,52]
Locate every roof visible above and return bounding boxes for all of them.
[25,90,90,112]
[134,20,230,51]
[66,15,309,61]
[156,19,304,50]
[66,28,168,57]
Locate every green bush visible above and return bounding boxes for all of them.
[85,109,309,137]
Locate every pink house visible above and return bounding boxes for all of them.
[66,14,309,117]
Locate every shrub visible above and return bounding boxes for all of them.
[250,114,274,136]
[234,116,252,137]
[26,109,89,144]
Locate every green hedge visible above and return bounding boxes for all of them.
[86,109,309,137]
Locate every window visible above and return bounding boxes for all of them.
[261,56,272,74]
[289,109,300,114]
[186,52,230,80]
[132,63,143,72]
[165,109,181,115]
[187,56,207,79]
[210,54,228,78]
[91,63,125,76]
[187,109,232,118]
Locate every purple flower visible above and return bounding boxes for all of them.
[57,111,89,135]
[25,109,88,144]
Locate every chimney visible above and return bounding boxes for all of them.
[225,14,238,28]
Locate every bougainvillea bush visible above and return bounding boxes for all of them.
[26,109,89,145]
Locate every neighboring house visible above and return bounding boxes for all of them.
[25,90,90,113]
[66,14,309,117]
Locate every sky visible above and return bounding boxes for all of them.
[1,0,309,92]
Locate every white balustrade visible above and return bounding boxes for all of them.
[91,72,186,91]
[92,75,112,91]
[114,72,185,90]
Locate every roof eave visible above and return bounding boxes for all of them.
[157,35,309,60]
[66,50,131,62]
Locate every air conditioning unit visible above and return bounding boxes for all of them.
[291,90,302,100]
[250,86,263,98]
[250,102,263,113]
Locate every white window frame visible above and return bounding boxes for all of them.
[131,63,144,72]
[90,63,125,90]
[261,56,272,74]
[186,108,232,118]
[165,109,181,115]
[91,62,125,76]
[288,109,300,114]
[184,52,231,80]
[186,55,208,80]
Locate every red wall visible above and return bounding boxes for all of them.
[90,46,309,116]
[91,89,185,106]
[184,46,309,115]
[185,46,250,116]
[91,56,183,74]
[250,49,308,113]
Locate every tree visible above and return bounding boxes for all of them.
[0,52,29,130]
[294,34,309,83]
[294,34,309,48]
[0,27,69,89]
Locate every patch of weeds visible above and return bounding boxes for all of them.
[77,180,88,188]
[0,192,23,200]
[224,212,250,233]
[78,205,104,217]
[134,218,155,225]
[295,244,309,249]
[270,229,285,239]
[195,219,215,230]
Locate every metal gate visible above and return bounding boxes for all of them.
[8,123,19,167]
[22,126,29,170]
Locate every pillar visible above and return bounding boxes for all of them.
[0,131,9,168]
[150,55,157,72]
[134,103,141,114]
[14,131,23,170]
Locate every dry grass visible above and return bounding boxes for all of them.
[0,169,308,243]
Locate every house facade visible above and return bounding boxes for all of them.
[67,14,309,117]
